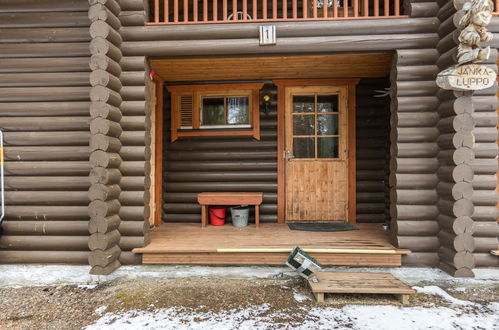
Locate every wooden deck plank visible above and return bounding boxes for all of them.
[134,223,404,253]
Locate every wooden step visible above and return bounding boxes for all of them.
[308,272,416,304]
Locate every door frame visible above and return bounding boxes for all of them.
[274,79,359,224]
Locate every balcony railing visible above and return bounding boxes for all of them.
[148,0,406,24]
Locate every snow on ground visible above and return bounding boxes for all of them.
[86,302,499,330]
[85,286,499,330]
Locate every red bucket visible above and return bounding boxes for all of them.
[209,206,226,226]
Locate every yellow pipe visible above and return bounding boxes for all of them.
[217,248,399,254]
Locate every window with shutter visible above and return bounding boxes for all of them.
[167,83,263,142]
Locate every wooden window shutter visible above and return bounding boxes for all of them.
[179,93,193,128]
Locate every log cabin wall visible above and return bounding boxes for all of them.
[162,83,278,224]
[0,0,92,264]
[87,0,125,275]
[117,0,152,266]
[356,78,391,224]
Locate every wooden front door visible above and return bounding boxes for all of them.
[284,86,350,222]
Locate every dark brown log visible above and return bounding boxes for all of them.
[88,4,121,30]
[90,150,122,168]
[0,42,90,58]
[4,146,89,161]
[90,85,122,106]
[121,34,439,57]
[437,181,473,200]
[439,247,475,269]
[472,206,499,221]
[1,221,88,235]
[395,220,439,236]
[88,245,121,267]
[88,230,120,250]
[120,56,146,71]
[471,159,497,174]
[119,236,150,251]
[0,236,88,251]
[0,26,88,43]
[0,72,90,87]
[395,127,439,142]
[90,167,121,185]
[119,191,146,206]
[90,118,122,137]
[471,190,498,206]
[120,100,148,115]
[89,0,121,16]
[0,86,90,102]
[439,262,474,278]
[473,237,499,253]
[5,161,89,176]
[392,158,439,173]
[406,2,439,17]
[120,146,150,161]
[90,20,122,45]
[90,260,121,275]
[391,205,439,220]
[0,57,90,73]
[89,199,120,218]
[120,176,150,190]
[472,222,499,237]
[5,191,88,205]
[90,69,122,90]
[0,251,89,264]
[90,54,121,77]
[395,49,439,66]
[90,102,122,121]
[121,131,148,146]
[5,176,89,190]
[437,97,473,117]
[393,189,437,204]
[89,184,121,201]
[438,131,474,149]
[119,251,142,265]
[121,115,148,130]
[0,12,90,28]
[474,143,497,158]
[3,131,90,146]
[438,230,475,252]
[90,134,122,152]
[396,81,438,97]
[473,253,499,267]
[438,215,474,235]
[397,236,439,252]
[119,206,147,221]
[438,148,474,166]
[119,221,149,236]
[0,116,89,131]
[5,206,88,220]
[438,198,474,217]
[122,18,438,41]
[472,175,497,190]
[390,173,438,189]
[120,161,148,175]
[396,96,439,112]
[0,101,90,116]
[120,71,148,86]
[89,214,121,234]
[438,164,473,183]
[165,171,277,182]
[121,85,148,101]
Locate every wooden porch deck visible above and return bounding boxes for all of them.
[133,223,410,266]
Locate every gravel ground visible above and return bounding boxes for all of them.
[0,276,497,329]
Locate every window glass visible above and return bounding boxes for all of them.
[293,115,315,136]
[317,137,339,158]
[227,96,249,124]
[317,94,338,112]
[293,137,315,158]
[202,97,225,125]
[293,95,314,113]
[317,114,338,135]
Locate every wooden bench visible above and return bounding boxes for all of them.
[197,192,263,228]
[308,272,416,304]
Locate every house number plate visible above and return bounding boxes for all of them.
[259,25,276,46]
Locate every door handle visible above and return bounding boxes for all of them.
[284,150,294,160]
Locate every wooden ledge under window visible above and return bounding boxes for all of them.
[167,83,264,142]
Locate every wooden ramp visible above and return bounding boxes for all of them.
[133,223,410,266]
[308,272,416,304]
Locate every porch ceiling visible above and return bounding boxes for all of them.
[150,53,391,82]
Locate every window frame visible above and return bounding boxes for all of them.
[167,83,263,142]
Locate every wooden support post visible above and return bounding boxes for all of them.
[399,294,409,305]
[314,292,325,304]
[201,205,207,227]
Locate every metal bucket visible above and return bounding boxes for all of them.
[230,205,249,228]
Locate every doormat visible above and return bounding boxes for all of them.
[288,222,359,232]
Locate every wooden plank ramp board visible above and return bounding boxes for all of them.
[308,272,416,304]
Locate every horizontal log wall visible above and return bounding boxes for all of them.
[390,48,440,267]
[0,0,92,264]
[356,78,391,224]
[118,0,151,265]
[162,83,278,224]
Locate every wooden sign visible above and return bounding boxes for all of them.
[437,64,496,91]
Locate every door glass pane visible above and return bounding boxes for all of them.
[317,94,338,112]
[293,115,315,135]
[202,97,225,125]
[317,114,339,135]
[293,95,314,113]
[318,137,339,158]
[227,96,249,124]
[293,137,315,158]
